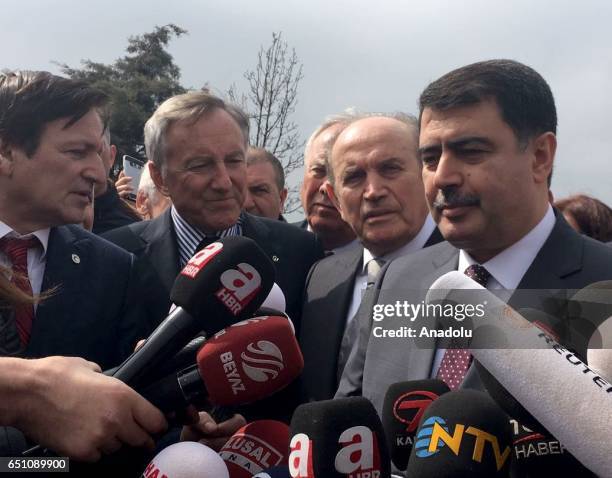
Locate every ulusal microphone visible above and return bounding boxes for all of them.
[288,397,391,478]
[381,380,450,471]
[252,465,290,477]
[406,389,512,477]
[219,420,289,477]
[141,441,229,478]
[112,236,275,387]
[427,271,612,476]
[139,315,303,412]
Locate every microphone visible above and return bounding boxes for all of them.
[288,397,391,478]
[406,389,512,477]
[112,236,275,388]
[219,420,289,476]
[381,380,450,471]
[427,271,612,476]
[252,465,290,477]
[141,441,229,478]
[139,315,303,413]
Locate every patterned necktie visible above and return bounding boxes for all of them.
[0,236,40,346]
[366,257,386,289]
[436,264,491,390]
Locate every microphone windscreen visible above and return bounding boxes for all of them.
[587,315,612,381]
[407,389,512,477]
[141,441,229,478]
[252,465,290,477]
[289,397,390,478]
[262,283,286,313]
[219,420,289,477]
[197,316,303,406]
[381,380,450,471]
[170,237,275,335]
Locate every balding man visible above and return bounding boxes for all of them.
[300,113,442,401]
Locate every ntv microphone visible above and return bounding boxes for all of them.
[112,236,275,388]
[288,397,391,478]
[406,389,512,477]
[219,420,289,477]
[381,379,450,471]
[139,315,304,413]
[141,441,229,478]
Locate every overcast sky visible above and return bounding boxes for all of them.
[2,0,612,214]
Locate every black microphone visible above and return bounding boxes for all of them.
[252,465,290,477]
[112,236,275,388]
[288,397,391,478]
[381,379,450,471]
[406,389,512,477]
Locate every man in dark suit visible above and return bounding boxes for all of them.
[0,71,166,460]
[103,91,323,332]
[339,59,612,407]
[300,113,443,401]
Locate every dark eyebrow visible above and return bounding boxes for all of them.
[418,136,494,156]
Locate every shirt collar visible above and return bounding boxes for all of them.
[362,214,436,273]
[458,205,555,290]
[0,221,50,258]
[170,206,243,266]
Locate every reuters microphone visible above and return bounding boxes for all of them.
[112,236,275,388]
[406,389,512,477]
[288,397,390,478]
[219,420,289,476]
[381,379,450,471]
[141,441,229,478]
[140,315,303,412]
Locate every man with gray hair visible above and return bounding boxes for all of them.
[135,161,171,220]
[298,114,357,252]
[244,147,288,220]
[300,112,442,401]
[103,89,323,349]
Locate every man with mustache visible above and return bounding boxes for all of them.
[337,60,612,476]
[300,113,442,401]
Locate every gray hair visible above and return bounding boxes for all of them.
[138,161,162,204]
[303,108,365,162]
[326,111,419,185]
[144,91,250,173]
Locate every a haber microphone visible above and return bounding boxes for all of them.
[141,441,229,478]
[112,236,275,387]
[406,389,512,477]
[427,271,612,477]
[139,315,303,412]
[252,466,290,477]
[381,380,450,471]
[288,397,391,478]
[219,420,289,477]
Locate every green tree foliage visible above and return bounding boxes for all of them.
[59,24,187,163]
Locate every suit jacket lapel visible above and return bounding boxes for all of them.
[140,209,180,294]
[28,226,91,356]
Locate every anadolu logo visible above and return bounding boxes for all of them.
[393,391,441,433]
[241,341,285,382]
[216,262,262,316]
[415,416,449,457]
[180,242,223,278]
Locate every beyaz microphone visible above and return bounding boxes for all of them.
[288,397,391,478]
[219,420,289,476]
[112,236,275,388]
[141,441,229,478]
[406,389,512,477]
[381,379,450,471]
[252,465,290,477]
[139,315,303,412]
[427,271,612,476]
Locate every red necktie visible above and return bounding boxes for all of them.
[0,236,40,346]
[436,264,491,390]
